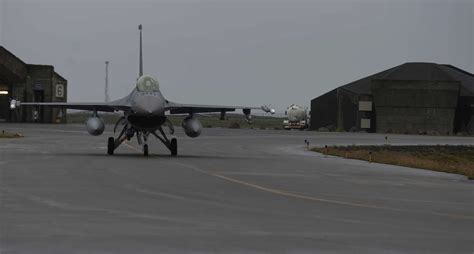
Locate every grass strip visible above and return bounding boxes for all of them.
[0,131,24,138]
[312,145,474,180]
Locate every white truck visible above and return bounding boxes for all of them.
[283,104,309,130]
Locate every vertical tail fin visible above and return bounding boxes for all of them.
[138,24,143,77]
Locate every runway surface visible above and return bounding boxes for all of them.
[1,123,473,253]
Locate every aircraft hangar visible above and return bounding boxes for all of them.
[0,46,67,123]
[310,62,474,135]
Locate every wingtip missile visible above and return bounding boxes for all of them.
[261,105,275,114]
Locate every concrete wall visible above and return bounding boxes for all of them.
[337,89,359,131]
[357,94,375,132]
[24,65,54,122]
[0,47,27,121]
[0,47,69,123]
[372,80,460,135]
[52,72,68,123]
[311,89,371,132]
[310,89,338,130]
[311,88,370,132]
[455,97,474,134]
[7,65,68,123]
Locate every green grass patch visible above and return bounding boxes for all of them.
[312,145,474,180]
[0,131,24,138]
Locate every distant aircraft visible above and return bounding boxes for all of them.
[10,24,274,156]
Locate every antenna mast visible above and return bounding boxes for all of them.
[138,24,143,77]
[105,61,109,103]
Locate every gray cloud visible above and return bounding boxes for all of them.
[1,0,472,112]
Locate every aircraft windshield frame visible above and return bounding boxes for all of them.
[136,75,159,92]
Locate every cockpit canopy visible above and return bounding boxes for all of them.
[136,75,160,92]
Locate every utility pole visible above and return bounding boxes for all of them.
[105,61,109,103]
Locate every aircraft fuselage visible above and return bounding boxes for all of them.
[126,89,168,131]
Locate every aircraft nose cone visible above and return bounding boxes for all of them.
[133,96,163,116]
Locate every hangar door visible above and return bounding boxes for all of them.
[0,84,9,121]
[372,80,460,135]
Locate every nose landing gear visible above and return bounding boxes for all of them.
[170,138,177,156]
[107,137,115,155]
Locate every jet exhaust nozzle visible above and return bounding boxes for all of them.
[86,116,105,136]
[182,116,202,138]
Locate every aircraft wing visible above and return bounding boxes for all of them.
[166,101,270,115]
[11,101,130,112]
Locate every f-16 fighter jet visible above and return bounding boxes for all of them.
[10,25,274,156]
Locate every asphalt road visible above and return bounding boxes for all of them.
[1,123,473,253]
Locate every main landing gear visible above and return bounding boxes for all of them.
[150,127,177,157]
[107,118,177,156]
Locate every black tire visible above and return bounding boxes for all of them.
[107,137,115,155]
[143,144,149,156]
[170,138,177,156]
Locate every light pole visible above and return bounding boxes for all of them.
[138,24,143,77]
[105,61,109,103]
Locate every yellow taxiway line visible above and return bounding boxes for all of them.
[124,142,474,221]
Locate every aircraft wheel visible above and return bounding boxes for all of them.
[107,137,115,155]
[143,144,149,156]
[170,138,177,156]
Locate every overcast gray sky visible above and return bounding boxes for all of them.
[0,0,472,112]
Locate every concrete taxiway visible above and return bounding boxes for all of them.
[1,124,473,253]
